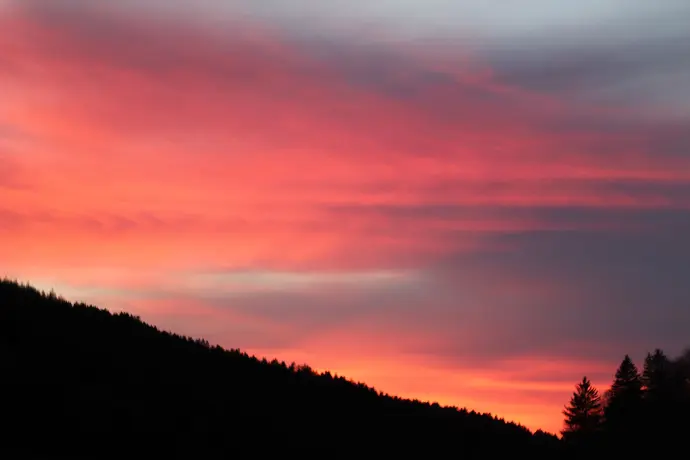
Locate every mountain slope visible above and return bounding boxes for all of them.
[0,279,561,457]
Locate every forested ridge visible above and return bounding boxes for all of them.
[2,278,687,458]
[0,279,558,457]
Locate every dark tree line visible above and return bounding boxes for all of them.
[562,350,690,455]
[0,279,562,458]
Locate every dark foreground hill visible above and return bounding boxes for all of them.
[0,279,561,458]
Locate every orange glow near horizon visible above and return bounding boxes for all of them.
[2,1,688,435]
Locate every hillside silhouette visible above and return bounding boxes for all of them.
[0,279,561,458]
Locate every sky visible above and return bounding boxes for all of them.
[2,0,690,434]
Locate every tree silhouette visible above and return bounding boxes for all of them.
[562,376,602,446]
[561,350,690,455]
[611,355,642,393]
[603,355,643,450]
[639,348,682,451]
[643,349,671,399]
[673,348,690,398]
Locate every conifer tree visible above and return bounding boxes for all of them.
[604,355,643,436]
[562,376,602,443]
[673,348,690,396]
[639,349,677,449]
[610,355,643,396]
[671,349,690,431]
[642,349,670,398]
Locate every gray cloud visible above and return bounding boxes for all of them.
[486,36,690,117]
[424,212,690,360]
[103,206,690,371]
[225,0,690,44]
[191,207,690,365]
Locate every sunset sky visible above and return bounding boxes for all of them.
[2,0,690,434]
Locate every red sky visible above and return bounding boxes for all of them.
[2,1,690,434]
